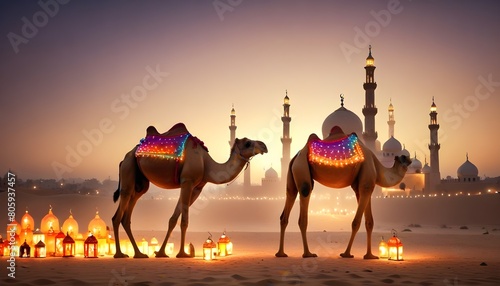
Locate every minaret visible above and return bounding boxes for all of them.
[281,90,292,182]
[387,99,395,138]
[362,45,378,151]
[228,105,236,149]
[428,97,441,191]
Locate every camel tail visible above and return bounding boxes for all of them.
[113,161,122,203]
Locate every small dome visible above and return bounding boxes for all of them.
[422,163,431,174]
[265,167,278,179]
[409,155,422,173]
[322,106,363,139]
[88,211,107,238]
[62,212,79,237]
[382,136,402,153]
[41,207,59,234]
[21,210,35,231]
[457,156,479,178]
[400,145,410,157]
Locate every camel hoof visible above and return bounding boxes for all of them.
[363,254,379,260]
[176,252,192,258]
[114,253,129,258]
[302,253,318,258]
[134,253,149,258]
[154,251,169,258]
[275,252,288,258]
[340,253,354,258]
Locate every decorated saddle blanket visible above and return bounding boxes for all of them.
[135,133,191,161]
[308,133,365,167]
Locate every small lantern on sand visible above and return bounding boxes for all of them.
[34,240,46,258]
[19,240,31,258]
[202,233,217,261]
[388,229,403,261]
[63,232,75,257]
[378,236,388,259]
[217,231,231,257]
[84,233,98,258]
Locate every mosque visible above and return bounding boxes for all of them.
[227,46,499,197]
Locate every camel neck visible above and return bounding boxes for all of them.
[204,151,248,184]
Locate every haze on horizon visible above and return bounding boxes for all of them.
[1,0,500,184]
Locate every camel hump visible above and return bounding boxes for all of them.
[329,126,345,136]
[146,126,160,136]
[146,123,190,137]
[307,133,321,143]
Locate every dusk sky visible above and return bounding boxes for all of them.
[1,0,500,184]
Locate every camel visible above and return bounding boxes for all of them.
[112,123,267,258]
[276,126,411,259]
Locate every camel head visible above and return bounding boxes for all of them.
[233,138,268,160]
[395,155,412,172]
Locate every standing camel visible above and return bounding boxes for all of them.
[276,126,411,259]
[112,123,267,258]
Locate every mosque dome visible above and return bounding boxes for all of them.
[382,136,402,153]
[422,163,431,174]
[400,145,410,157]
[265,167,278,179]
[408,155,422,173]
[322,106,363,139]
[457,155,479,178]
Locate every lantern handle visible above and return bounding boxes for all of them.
[391,229,397,237]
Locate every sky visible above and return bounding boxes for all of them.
[1,0,500,185]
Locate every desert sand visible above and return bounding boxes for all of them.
[2,228,499,286]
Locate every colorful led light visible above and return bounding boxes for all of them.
[135,133,191,161]
[308,134,365,167]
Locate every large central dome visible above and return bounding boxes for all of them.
[322,106,363,139]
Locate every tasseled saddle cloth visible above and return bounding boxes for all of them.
[308,133,365,167]
[135,133,191,161]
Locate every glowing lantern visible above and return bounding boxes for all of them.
[378,236,388,259]
[88,211,107,239]
[202,233,217,261]
[45,229,56,256]
[40,206,59,235]
[9,233,20,256]
[107,234,116,255]
[84,233,98,258]
[74,233,85,256]
[3,238,10,256]
[19,228,34,255]
[55,231,65,257]
[34,241,46,258]
[141,238,148,255]
[217,231,231,257]
[63,232,75,257]
[0,236,3,256]
[183,243,194,257]
[19,240,31,258]
[21,210,34,232]
[149,237,159,256]
[7,220,21,235]
[387,230,403,261]
[33,229,45,244]
[62,210,79,237]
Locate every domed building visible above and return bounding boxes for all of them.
[321,95,363,139]
[457,154,479,182]
[380,136,402,168]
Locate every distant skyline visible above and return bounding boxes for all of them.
[1,0,500,184]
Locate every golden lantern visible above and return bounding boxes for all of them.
[3,238,10,256]
[21,210,34,232]
[54,230,65,257]
[9,233,20,256]
[62,232,75,257]
[34,241,46,258]
[6,220,21,235]
[388,230,404,261]
[149,237,159,256]
[217,231,231,257]
[202,233,217,261]
[140,238,148,255]
[62,210,79,238]
[45,228,56,256]
[107,234,116,255]
[88,211,107,239]
[19,228,34,254]
[0,236,4,257]
[19,240,31,258]
[33,229,45,244]
[183,243,194,257]
[74,233,85,256]
[84,233,98,258]
[40,206,60,235]
[166,242,175,256]
[378,236,389,259]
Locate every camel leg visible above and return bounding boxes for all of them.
[299,193,317,258]
[340,188,372,258]
[123,192,148,258]
[176,181,194,258]
[275,180,298,257]
[363,198,378,259]
[112,190,131,258]
[155,200,182,258]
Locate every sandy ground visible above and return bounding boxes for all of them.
[2,229,499,285]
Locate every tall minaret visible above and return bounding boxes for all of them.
[229,105,236,149]
[281,90,292,182]
[428,97,441,190]
[387,99,395,138]
[362,45,378,152]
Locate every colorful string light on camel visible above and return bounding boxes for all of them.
[135,133,190,161]
[308,134,364,167]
